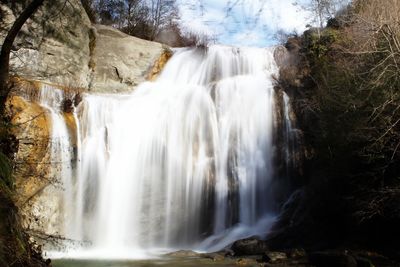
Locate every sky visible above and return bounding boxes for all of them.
[177,0,314,47]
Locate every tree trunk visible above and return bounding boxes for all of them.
[0,0,45,114]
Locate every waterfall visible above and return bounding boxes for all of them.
[37,85,76,237]
[35,45,298,258]
[282,92,297,178]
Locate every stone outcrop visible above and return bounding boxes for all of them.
[0,1,171,93]
[90,25,171,92]
[7,94,51,207]
[5,80,66,237]
[0,0,92,88]
[231,237,269,256]
[147,48,173,81]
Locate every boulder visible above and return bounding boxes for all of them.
[231,237,269,256]
[166,250,200,258]
[287,248,307,259]
[263,251,287,263]
[236,258,259,266]
[0,1,171,94]
[201,252,225,261]
[89,24,170,93]
[0,0,92,87]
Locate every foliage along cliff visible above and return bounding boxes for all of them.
[269,0,400,256]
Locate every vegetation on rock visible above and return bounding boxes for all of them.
[0,0,49,265]
[80,0,214,47]
[271,0,400,257]
[0,101,49,266]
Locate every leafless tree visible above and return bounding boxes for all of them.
[296,0,348,36]
[148,0,177,40]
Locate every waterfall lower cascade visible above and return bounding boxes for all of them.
[35,46,296,259]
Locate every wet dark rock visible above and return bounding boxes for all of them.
[62,98,73,113]
[288,248,307,259]
[352,251,396,267]
[236,257,258,266]
[309,251,357,267]
[231,236,269,256]
[262,251,287,263]
[73,93,82,106]
[326,18,341,29]
[222,248,235,257]
[201,252,225,261]
[166,250,200,257]
[354,256,374,267]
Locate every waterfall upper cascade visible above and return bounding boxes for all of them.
[35,46,297,258]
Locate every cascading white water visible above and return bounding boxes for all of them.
[38,85,76,236]
[37,45,297,258]
[283,92,296,174]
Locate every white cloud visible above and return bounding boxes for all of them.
[178,3,225,36]
[231,31,266,47]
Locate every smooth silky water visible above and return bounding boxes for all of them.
[32,45,296,263]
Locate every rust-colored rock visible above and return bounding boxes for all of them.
[63,112,77,149]
[7,95,52,207]
[6,80,79,238]
[147,49,173,81]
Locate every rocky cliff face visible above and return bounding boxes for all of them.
[0,0,92,88]
[90,25,171,92]
[0,0,172,244]
[0,0,171,92]
[5,79,66,241]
